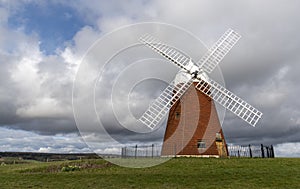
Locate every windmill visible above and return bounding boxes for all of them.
[138,29,262,157]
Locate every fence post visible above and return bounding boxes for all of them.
[135,145,137,159]
[249,144,252,158]
[270,145,275,158]
[151,144,154,158]
[266,146,270,158]
[123,147,127,158]
[261,144,265,158]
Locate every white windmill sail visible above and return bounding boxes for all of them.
[197,29,241,73]
[139,75,193,129]
[195,77,262,126]
[139,34,198,73]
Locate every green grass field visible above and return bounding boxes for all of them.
[0,157,299,188]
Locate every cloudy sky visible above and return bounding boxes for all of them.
[0,0,300,157]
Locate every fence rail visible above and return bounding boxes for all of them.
[121,144,275,158]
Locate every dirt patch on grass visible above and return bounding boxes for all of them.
[20,160,114,174]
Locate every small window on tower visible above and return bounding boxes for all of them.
[175,112,180,119]
[197,140,206,149]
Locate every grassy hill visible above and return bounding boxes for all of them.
[0,157,299,188]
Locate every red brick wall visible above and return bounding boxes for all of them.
[161,82,227,156]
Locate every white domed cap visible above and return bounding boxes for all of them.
[174,70,192,85]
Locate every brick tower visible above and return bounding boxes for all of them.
[161,82,228,157]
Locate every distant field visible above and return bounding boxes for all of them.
[0,157,299,188]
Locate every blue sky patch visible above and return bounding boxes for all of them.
[8,2,86,54]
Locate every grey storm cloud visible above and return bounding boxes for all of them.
[0,0,300,156]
